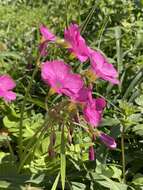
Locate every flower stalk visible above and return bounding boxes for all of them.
[121,124,126,183]
[18,57,40,162]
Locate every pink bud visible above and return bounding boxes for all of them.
[99,132,117,149]
[89,145,95,161]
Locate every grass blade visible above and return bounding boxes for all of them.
[60,125,66,190]
[123,70,143,100]
[115,26,123,74]
[80,4,96,34]
[51,172,60,190]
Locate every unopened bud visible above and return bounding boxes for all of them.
[99,132,117,149]
[84,69,97,83]
[68,102,77,113]
[48,88,56,96]
[56,38,70,48]
[89,145,95,161]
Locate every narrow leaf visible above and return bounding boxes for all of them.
[51,172,60,190]
[60,125,66,190]
[123,70,143,99]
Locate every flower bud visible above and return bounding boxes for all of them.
[99,132,117,149]
[68,102,77,113]
[48,88,56,96]
[84,69,97,83]
[89,145,95,161]
[56,38,70,48]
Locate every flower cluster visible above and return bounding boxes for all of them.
[40,23,118,159]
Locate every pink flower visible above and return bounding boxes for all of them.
[83,96,106,127]
[64,23,89,62]
[41,60,84,98]
[40,24,56,42]
[39,24,56,56]
[0,75,16,102]
[89,50,119,84]
[99,132,117,149]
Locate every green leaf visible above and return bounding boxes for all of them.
[123,70,143,100]
[0,52,21,59]
[132,124,143,136]
[99,175,122,190]
[135,95,143,107]
[27,97,45,109]
[132,173,143,185]
[60,126,66,190]
[101,117,120,127]
[51,172,60,190]
[109,166,122,180]
[71,182,86,190]
[115,26,123,74]
[26,174,45,184]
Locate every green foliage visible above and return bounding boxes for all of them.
[0,0,143,189]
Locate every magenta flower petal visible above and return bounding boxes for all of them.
[40,24,56,42]
[62,73,84,97]
[89,145,95,161]
[94,98,106,112]
[64,23,89,62]
[83,103,101,127]
[41,60,84,98]
[2,91,16,102]
[89,50,119,84]
[71,87,91,103]
[0,75,16,102]
[83,97,106,127]
[0,75,16,90]
[99,132,117,149]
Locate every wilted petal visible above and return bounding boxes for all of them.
[39,41,48,56]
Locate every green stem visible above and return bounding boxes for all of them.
[6,138,15,162]
[18,114,49,172]
[18,127,45,173]
[65,0,69,28]
[121,124,126,183]
[18,59,40,161]
[78,0,81,24]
